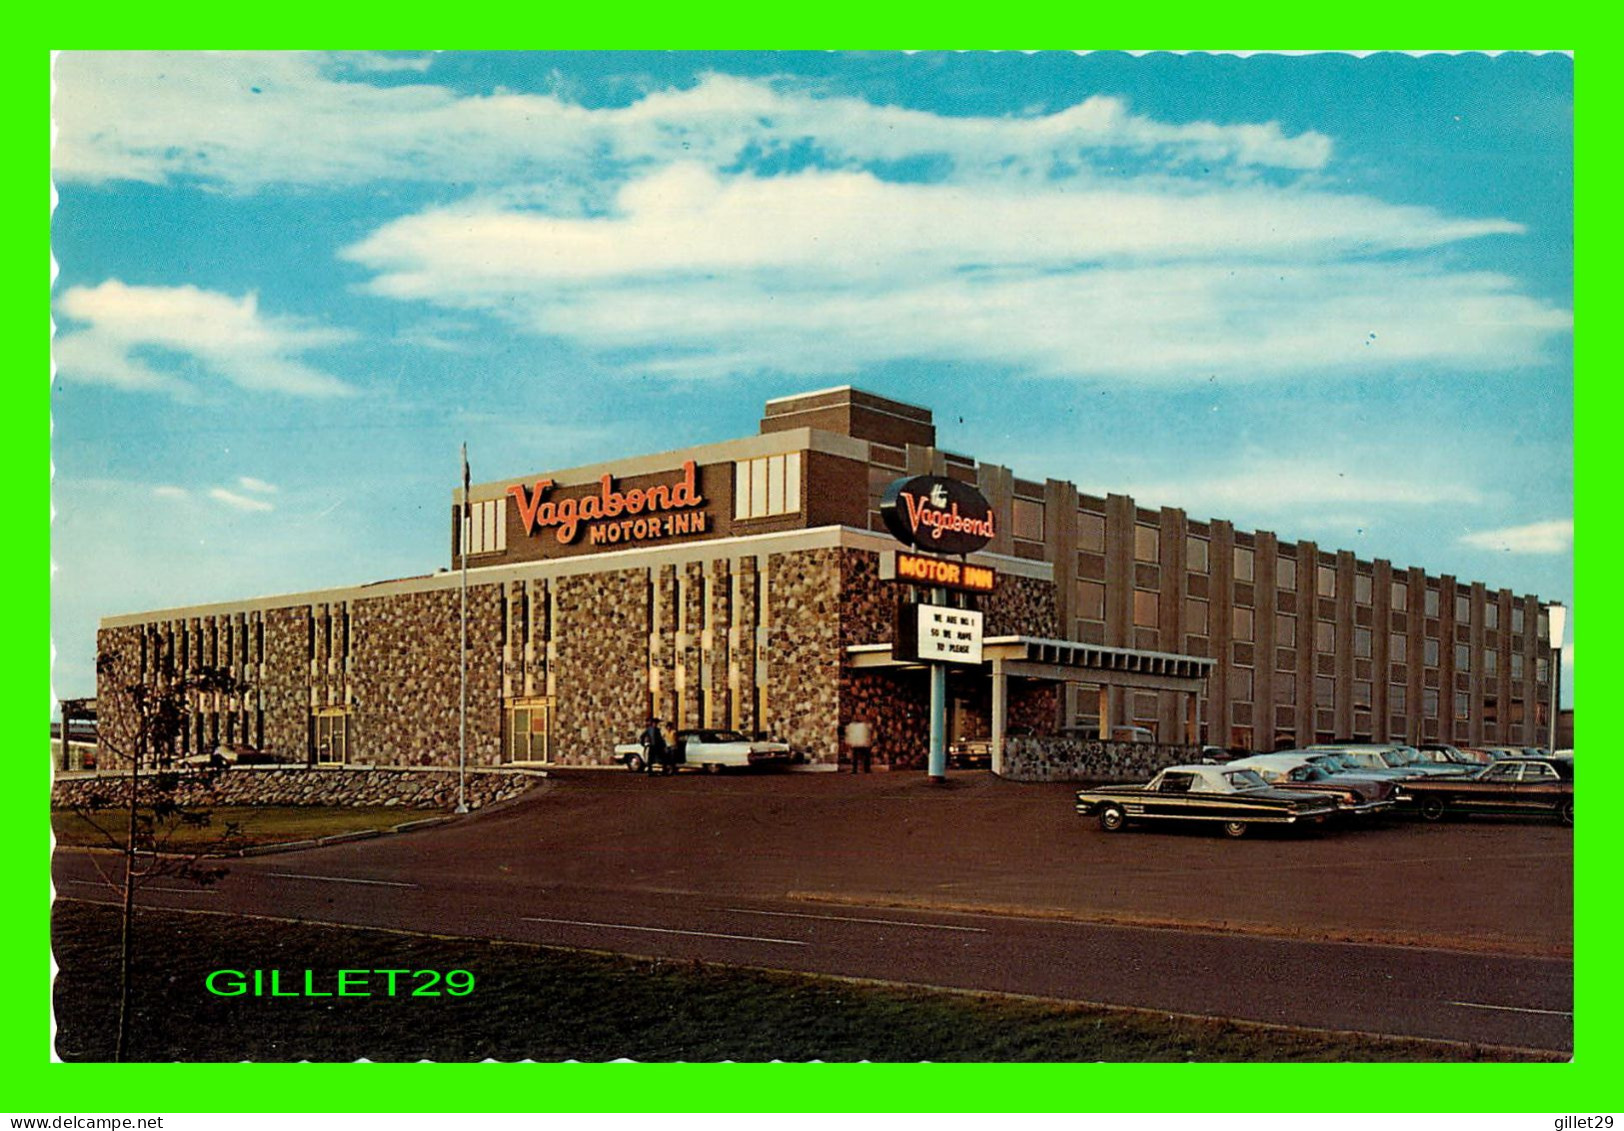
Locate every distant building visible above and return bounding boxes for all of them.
[96,388,1557,771]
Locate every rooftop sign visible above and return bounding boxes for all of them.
[879,476,995,556]
[506,460,706,545]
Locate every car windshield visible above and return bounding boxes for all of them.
[1223,769,1269,791]
[1379,751,1411,768]
[706,731,746,742]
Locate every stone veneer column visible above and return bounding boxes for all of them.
[681,561,706,728]
[553,570,649,763]
[767,547,842,765]
[654,565,678,726]
[709,558,732,727]
[735,558,759,734]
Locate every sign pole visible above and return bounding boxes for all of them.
[928,585,947,783]
[457,443,469,815]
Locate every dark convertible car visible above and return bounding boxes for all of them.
[1075,764,1342,838]
[1393,756,1573,825]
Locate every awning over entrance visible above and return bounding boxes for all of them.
[847,636,1215,772]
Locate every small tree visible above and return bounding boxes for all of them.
[71,651,249,1061]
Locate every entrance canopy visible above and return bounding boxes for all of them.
[847,636,1215,771]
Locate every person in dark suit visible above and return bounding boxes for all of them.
[639,718,666,775]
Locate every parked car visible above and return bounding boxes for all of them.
[1227,754,1396,814]
[1062,724,1158,744]
[1306,743,1471,778]
[1393,756,1573,825]
[178,744,289,768]
[614,729,794,773]
[1414,743,1486,769]
[948,725,1033,768]
[1074,764,1341,838]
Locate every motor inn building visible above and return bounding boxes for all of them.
[95,388,1558,775]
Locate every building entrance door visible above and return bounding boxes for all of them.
[505,697,553,764]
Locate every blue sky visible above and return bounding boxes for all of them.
[50,51,1574,709]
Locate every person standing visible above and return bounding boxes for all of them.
[660,720,680,776]
[846,718,874,773]
[639,717,666,775]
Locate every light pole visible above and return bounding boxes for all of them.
[1546,602,1566,754]
[457,443,470,815]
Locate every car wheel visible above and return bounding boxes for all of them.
[1098,804,1127,833]
[1222,820,1248,839]
[1419,797,1447,822]
[704,762,721,775]
[625,752,645,774]
[1560,799,1573,826]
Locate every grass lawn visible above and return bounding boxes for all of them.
[51,902,1555,1063]
[51,806,434,850]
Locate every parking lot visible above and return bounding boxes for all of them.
[497,766,1573,956]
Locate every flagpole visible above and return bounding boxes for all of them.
[457,442,469,815]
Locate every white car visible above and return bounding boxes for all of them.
[614,729,795,773]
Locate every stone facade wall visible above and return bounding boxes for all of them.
[983,573,1060,638]
[92,626,145,768]
[553,570,649,764]
[349,586,504,767]
[261,605,311,759]
[735,559,760,735]
[844,669,932,768]
[52,766,543,812]
[768,546,843,764]
[1000,735,1198,782]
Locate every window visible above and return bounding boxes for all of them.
[1423,688,1440,717]
[1391,685,1407,713]
[1134,524,1160,562]
[1186,536,1209,573]
[1455,644,1471,671]
[1484,651,1498,677]
[1276,614,1296,647]
[1512,606,1525,634]
[460,497,508,556]
[1013,498,1045,542]
[1424,638,1440,667]
[1233,607,1254,642]
[1078,511,1105,552]
[1276,558,1297,590]
[1389,634,1406,663]
[1456,692,1470,720]
[1425,588,1440,617]
[1354,680,1372,708]
[1133,590,1159,628]
[313,709,349,765]
[1354,627,1372,658]
[1391,581,1408,611]
[1232,668,1253,702]
[1275,673,1296,702]
[1485,603,1499,630]
[1315,622,1334,653]
[1512,653,1525,678]
[1234,547,1254,582]
[1315,677,1334,707]
[734,453,802,520]
[1317,565,1337,598]
[1456,595,1471,623]
[1076,580,1105,620]
[1185,598,1208,635]
[505,698,553,763]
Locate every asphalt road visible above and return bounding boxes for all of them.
[52,768,1575,1053]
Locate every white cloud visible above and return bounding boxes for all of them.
[152,485,188,500]
[1112,453,1482,517]
[52,57,1333,192]
[342,165,1563,383]
[237,477,278,494]
[208,488,276,512]
[54,280,355,398]
[1459,518,1573,554]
